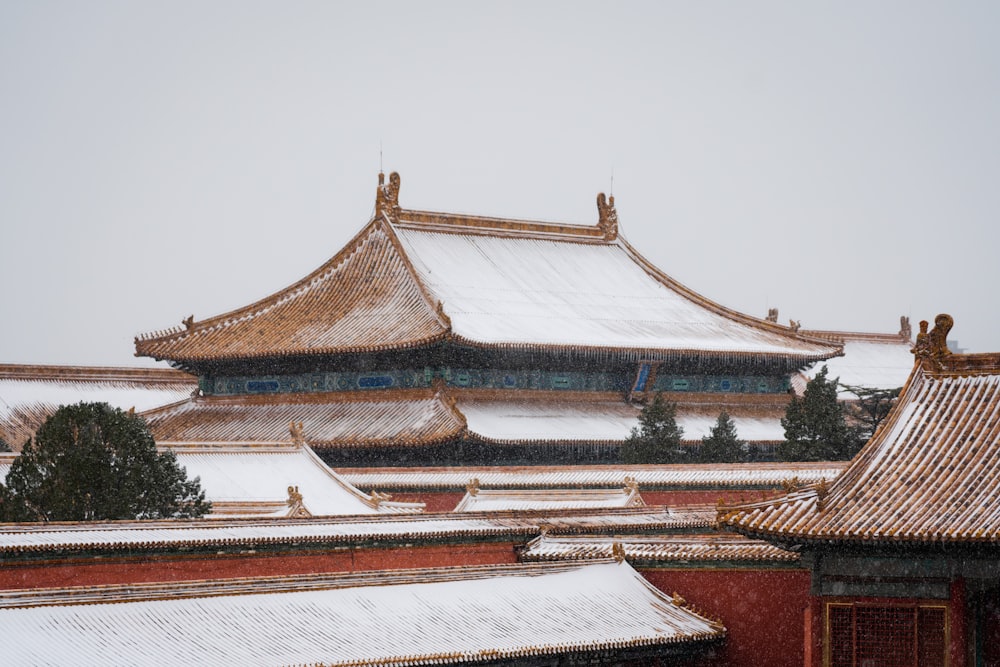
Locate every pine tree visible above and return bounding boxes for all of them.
[698,411,745,463]
[840,383,901,442]
[0,402,210,521]
[621,393,685,464]
[778,366,858,461]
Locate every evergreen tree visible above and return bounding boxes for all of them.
[621,393,685,464]
[0,402,210,521]
[0,436,10,453]
[698,411,745,463]
[840,383,901,442]
[778,366,858,461]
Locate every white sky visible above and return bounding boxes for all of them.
[2,2,998,367]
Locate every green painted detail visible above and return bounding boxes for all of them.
[204,369,793,396]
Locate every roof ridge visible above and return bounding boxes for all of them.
[0,364,194,383]
[134,219,387,348]
[378,170,619,242]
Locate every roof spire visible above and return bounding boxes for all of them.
[375,171,401,221]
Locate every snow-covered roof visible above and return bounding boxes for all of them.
[344,462,847,491]
[144,389,464,448]
[453,487,644,512]
[135,172,840,368]
[0,506,715,555]
[722,325,1000,546]
[522,534,800,564]
[0,442,425,519]
[171,443,423,516]
[799,330,914,397]
[142,389,791,449]
[394,222,836,360]
[0,364,195,449]
[0,561,723,666]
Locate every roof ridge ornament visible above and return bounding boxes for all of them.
[375,171,401,221]
[289,420,306,448]
[596,192,618,241]
[899,315,912,340]
[911,313,953,369]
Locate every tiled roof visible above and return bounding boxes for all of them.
[135,173,841,366]
[344,462,846,491]
[134,223,449,363]
[0,364,195,450]
[170,443,423,516]
[0,506,715,555]
[521,534,800,564]
[453,487,645,512]
[143,389,792,450]
[459,392,789,445]
[0,444,424,518]
[144,390,464,448]
[0,561,723,666]
[798,329,914,397]
[720,347,1000,546]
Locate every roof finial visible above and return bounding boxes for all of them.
[912,313,953,368]
[766,308,779,323]
[899,315,912,340]
[375,171,401,221]
[596,192,618,241]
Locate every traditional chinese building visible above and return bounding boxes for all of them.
[720,315,1000,667]
[134,172,843,466]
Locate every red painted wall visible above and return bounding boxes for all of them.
[641,568,811,667]
[392,489,784,512]
[0,542,519,590]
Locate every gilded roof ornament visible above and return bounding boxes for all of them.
[466,477,480,497]
[766,308,779,323]
[596,193,618,241]
[289,421,306,448]
[370,490,393,507]
[611,541,626,563]
[375,171,401,221]
[623,476,639,493]
[182,315,194,330]
[911,313,953,368]
[788,319,801,332]
[899,315,912,340]
[286,485,303,506]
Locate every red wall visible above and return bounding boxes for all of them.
[392,489,784,512]
[0,542,519,590]
[641,568,811,667]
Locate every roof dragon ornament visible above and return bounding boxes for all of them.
[375,171,402,221]
[596,193,618,241]
[911,313,953,369]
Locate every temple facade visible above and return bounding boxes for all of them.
[721,315,1000,666]
[135,172,844,466]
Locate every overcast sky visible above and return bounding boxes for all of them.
[2,2,998,367]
